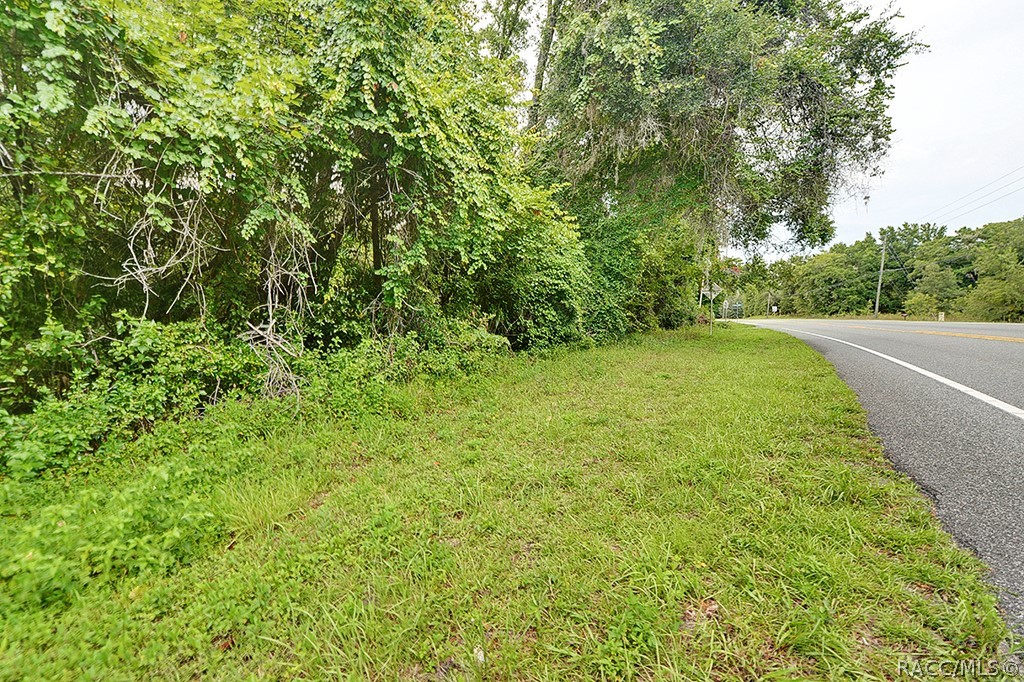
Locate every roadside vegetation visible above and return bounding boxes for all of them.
[734,217,1024,321]
[2,0,916,472]
[6,2,1009,678]
[1,327,1013,679]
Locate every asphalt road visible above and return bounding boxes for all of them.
[745,318,1024,631]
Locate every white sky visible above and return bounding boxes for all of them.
[829,0,1024,244]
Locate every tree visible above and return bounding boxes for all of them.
[740,215,1024,321]
[537,0,918,247]
[912,263,959,309]
[0,0,595,409]
[527,0,569,129]
[481,0,533,61]
[957,218,1024,321]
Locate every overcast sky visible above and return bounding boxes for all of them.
[827,0,1024,246]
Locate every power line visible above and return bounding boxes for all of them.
[942,183,1024,224]
[919,163,1024,222]
[929,173,1024,223]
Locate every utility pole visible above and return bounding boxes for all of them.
[874,234,887,319]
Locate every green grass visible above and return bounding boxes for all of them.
[0,326,1014,680]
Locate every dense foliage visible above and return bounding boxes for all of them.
[2,0,913,477]
[735,217,1024,320]
[539,0,914,246]
[530,0,917,335]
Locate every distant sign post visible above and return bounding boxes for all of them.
[700,283,723,335]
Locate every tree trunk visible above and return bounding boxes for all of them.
[371,202,383,286]
[527,0,565,130]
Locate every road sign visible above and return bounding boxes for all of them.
[700,283,722,299]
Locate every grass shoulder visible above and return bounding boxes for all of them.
[0,326,1013,680]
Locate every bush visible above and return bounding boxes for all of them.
[300,317,511,422]
[0,318,90,412]
[2,318,264,478]
[655,288,698,329]
[412,317,513,378]
[473,187,592,349]
[0,314,513,608]
[2,389,112,477]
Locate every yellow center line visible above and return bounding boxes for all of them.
[830,324,1024,344]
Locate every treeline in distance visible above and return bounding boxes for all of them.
[735,217,1024,321]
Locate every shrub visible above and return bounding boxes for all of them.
[2,319,263,478]
[300,317,511,422]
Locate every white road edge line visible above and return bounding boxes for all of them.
[779,327,1024,422]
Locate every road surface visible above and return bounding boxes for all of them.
[745,318,1024,631]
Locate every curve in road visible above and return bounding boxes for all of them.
[746,318,1024,632]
